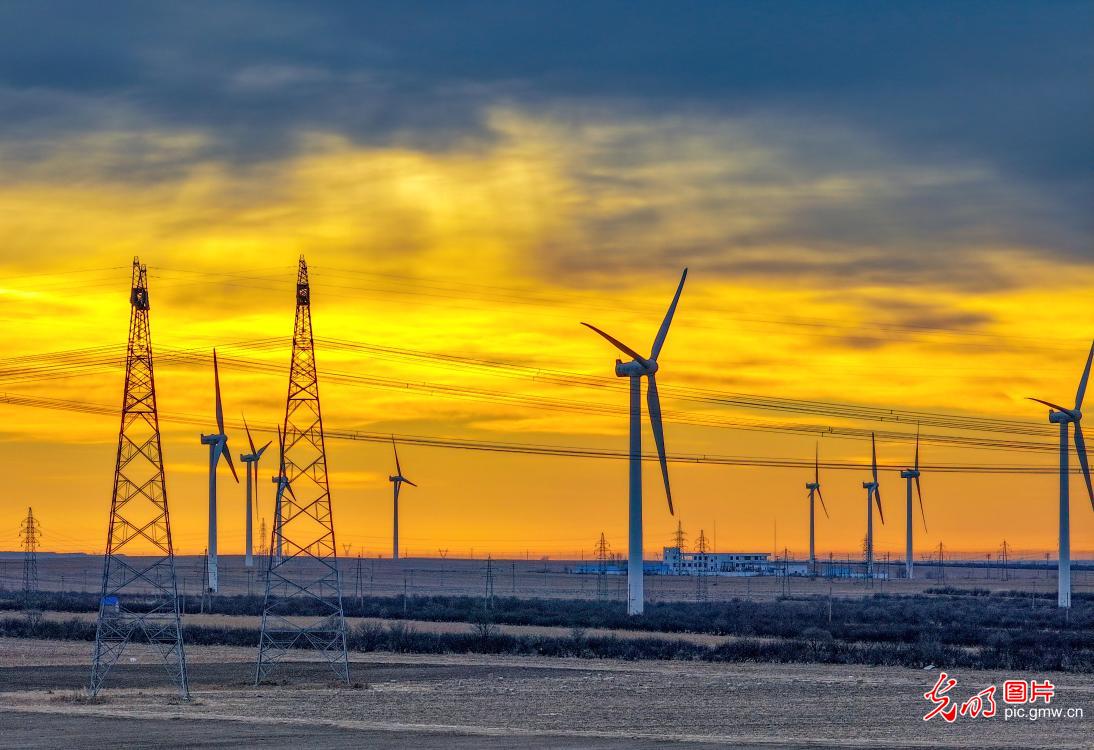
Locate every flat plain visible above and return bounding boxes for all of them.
[0,638,1090,749]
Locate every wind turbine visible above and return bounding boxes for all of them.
[899,427,927,580]
[269,425,295,566]
[582,268,687,616]
[861,433,883,578]
[1028,340,1094,609]
[200,350,239,593]
[240,416,271,569]
[389,436,418,561]
[804,443,829,574]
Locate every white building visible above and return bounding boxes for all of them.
[661,546,774,575]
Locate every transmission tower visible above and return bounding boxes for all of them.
[672,520,687,550]
[1000,540,1010,582]
[483,555,495,609]
[695,529,710,602]
[19,507,40,607]
[595,532,611,600]
[256,257,349,684]
[90,258,188,699]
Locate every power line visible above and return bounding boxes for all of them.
[0,338,1061,457]
[0,389,1072,475]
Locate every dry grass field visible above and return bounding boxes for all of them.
[3,554,1090,603]
[0,638,1090,749]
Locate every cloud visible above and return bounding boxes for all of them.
[0,2,1088,228]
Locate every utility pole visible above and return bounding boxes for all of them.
[90,258,188,699]
[938,542,945,583]
[256,256,349,685]
[19,507,40,608]
[1000,540,1010,582]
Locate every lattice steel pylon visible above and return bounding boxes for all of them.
[595,532,611,601]
[19,507,40,607]
[256,256,349,684]
[90,258,188,699]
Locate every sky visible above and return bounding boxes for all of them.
[0,2,1092,559]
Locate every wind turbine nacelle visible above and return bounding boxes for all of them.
[862,481,877,489]
[1049,409,1078,424]
[805,482,819,490]
[615,359,656,377]
[899,469,920,479]
[389,475,400,482]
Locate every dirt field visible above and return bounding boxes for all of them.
[3,554,1090,603]
[0,638,1089,749]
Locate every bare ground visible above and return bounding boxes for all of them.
[5,554,1090,603]
[0,639,1089,749]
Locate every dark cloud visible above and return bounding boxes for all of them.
[0,1,1089,275]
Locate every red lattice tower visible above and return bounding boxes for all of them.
[256,256,349,683]
[90,258,188,698]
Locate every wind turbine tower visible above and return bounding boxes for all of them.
[861,433,884,578]
[389,436,418,560]
[270,426,293,565]
[239,417,271,569]
[582,268,687,616]
[804,444,829,573]
[899,428,927,579]
[1028,340,1094,608]
[200,350,239,593]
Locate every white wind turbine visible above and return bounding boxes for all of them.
[861,433,884,578]
[899,427,927,580]
[389,436,418,561]
[582,268,687,616]
[240,416,271,569]
[804,443,829,573]
[200,350,239,593]
[1028,340,1094,609]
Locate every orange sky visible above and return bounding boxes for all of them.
[0,111,1089,559]
[0,114,1091,559]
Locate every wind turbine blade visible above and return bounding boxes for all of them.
[814,443,819,485]
[1075,340,1094,410]
[816,486,830,519]
[1073,423,1094,509]
[403,478,418,488]
[874,487,884,525]
[213,349,226,433]
[914,425,920,472]
[243,414,257,455]
[222,443,239,485]
[392,435,402,476]
[649,268,688,361]
[1028,397,1072,414]
[256,441,272,459]
[915,475,927,533]
[871,432,878,484]
[646,374,674,515]
[580,323,647,364]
